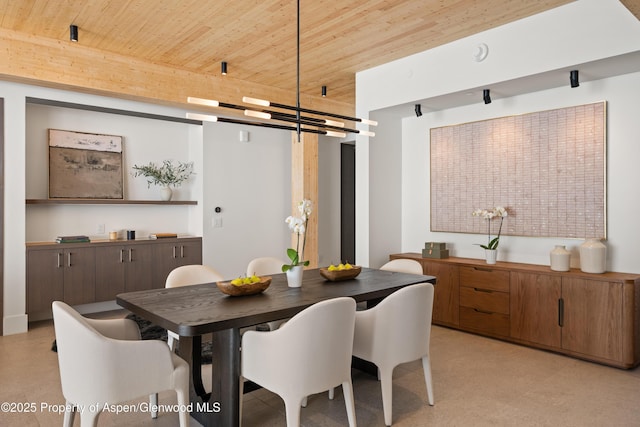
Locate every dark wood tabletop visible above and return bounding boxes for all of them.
[117,267,436,336]
[116,267,435,427]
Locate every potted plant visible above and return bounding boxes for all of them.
[472,206,508,264]
[132,160,194,201]
[282,199,313,287]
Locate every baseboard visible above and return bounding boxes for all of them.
[3,313,28,335]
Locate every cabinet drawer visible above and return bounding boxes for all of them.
[460,286,509,314]
[459,266,509,292]
[460,306,510,337]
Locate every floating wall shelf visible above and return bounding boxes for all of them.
[26,199,197,205]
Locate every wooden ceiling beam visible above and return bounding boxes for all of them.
[0,28,354,117]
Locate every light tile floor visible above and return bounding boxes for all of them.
[1,315,640,426]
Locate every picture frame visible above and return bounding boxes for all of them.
[48,129,124,199]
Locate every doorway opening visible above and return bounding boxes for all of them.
[340,143,355,264]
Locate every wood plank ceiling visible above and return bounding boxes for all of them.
[1,0,638,108]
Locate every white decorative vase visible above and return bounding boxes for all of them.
[580,238,606,273]
[485,249,497,265]
[550,245,571,271]
[160,187,173,201]
[286,265,304,288]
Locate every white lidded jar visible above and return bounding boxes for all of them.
[579,238,607,274]
[550,245,570,272]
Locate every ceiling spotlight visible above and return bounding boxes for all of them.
[69,24,78,42]
[221,61,228,75]
[322,85,327,97]
[483,89,491,104]
[414,104,422,117]
[570,70,579,88]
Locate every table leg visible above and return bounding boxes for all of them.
[188,328,241,427]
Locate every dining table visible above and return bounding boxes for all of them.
[116,266,436,427]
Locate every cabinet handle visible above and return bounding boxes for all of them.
[473,267,493,272]
[67,252,72,267]
[128,248,133,262]
[473,287,493,293]
[57,252,62,268]
[180,245,185,258]
[119,249,124,263]
[172,246,177,259]
[558,298,564,327]
[473,308,494,315]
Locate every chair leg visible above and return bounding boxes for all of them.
[176,386,189,427]
[150,393,158,418]
[62,403,75,427]
[284,400,302,427]
[239,376,245,427]
[342,381,357,427]
[422,356,434,406]
[329,387,335,400]
[379,368,394,426]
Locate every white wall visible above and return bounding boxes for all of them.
[355,0,640,272]
[402,72,640,273]
[201,122,291,278]
[25,103,201,241]
[4,81,344,334]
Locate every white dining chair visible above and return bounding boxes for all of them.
[246,256,288,330]
[52,301,189,427]
[240,297,357,427]
[165,264,224,350]
[353,282,435,425]
[379,258,424,275]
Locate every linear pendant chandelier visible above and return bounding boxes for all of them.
[186,0,376,139]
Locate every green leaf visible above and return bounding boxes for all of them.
[286,248,299,264]
[487,237,500,250]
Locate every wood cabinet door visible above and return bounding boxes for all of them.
[26,249,64,313]
[124,244,155,292]
[62,247,96,306]
[176,240,203,267]
[423,262,459,326]
[152,240,204,287]
[94,246,126,301]
[562,277,623,361]
[510,272,562,348]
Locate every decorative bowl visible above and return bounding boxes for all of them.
[319,266,362,282]
[216,276,271,296]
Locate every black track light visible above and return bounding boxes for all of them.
[414,104,422,117]
[321,85,327,97]
[483,89,491,104]
[570,70,579,88]
[70,25,78,42]
[221,61,227,75]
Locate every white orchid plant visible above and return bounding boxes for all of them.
[472,206,508,250]
[282,199,313,272]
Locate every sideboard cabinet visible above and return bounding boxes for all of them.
[390,253,640,369]
[27,237,202,314]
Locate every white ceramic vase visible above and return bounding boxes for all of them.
[485,249,497,265]
[550,245,571,271]
[160,186,173,201]
[580,238,606,273]
[286,265,304,288]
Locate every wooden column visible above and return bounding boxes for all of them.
[291,132,318,268]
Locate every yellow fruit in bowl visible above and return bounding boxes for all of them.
[344,263,353,270]
[328,264,337,271]
[230,278,243,286]
[337,263,345,270]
